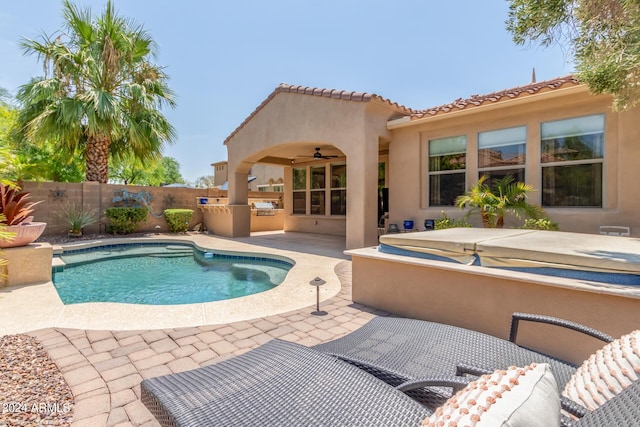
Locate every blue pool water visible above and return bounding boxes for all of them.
[53,244,292,305]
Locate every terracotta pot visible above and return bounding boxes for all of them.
[0,222,47,248]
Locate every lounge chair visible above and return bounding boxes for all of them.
[140,337,640,427]
[141,338,468,426]
[313,312,614,398]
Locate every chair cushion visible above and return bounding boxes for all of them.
[422,363,560,427]
[562,330,640,411]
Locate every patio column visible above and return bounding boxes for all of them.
[224,169,251,238]
[345,133,379,249]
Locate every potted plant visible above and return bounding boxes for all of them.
[56,202,97,237]
[0,184,46,248]
[454,175,544,228]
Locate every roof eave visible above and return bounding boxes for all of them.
[387,84,590,130]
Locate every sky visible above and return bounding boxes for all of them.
[0,1,574,183]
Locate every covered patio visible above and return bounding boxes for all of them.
[222,84,412,249]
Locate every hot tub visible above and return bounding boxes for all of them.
[348,229,640,364]
[379,229,640,285]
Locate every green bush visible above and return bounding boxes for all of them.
[105,207,147,234]
[434,211,472,230]
[164,209,193,233]
[521,217,559,231]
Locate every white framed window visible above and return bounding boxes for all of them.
[330,163,347,215]
[478,126,526,185]
[292,168,306,214]
[291,163,347,215]
[428,135,466,206]
[541,114,604,207]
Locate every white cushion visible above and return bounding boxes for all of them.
[422,363,560,427]
[562,330,640,411]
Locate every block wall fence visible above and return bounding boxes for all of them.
[21,181,283,236]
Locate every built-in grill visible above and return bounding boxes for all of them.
[252,202,276,216]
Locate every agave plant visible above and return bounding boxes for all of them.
[55,202,97,235]
[0,184,42,226]
[455,175,544,228]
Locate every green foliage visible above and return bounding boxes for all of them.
[455,175,544,228]
[193,175,215,188]
[109,155,185,186]
[434,211,472,230]
[14,0,176,183]
[55,202,97,234]
[506,0,640,111]
[104,207,147,234]
[1,90,85,183]
[521,217,560,230]
[164,209,193,233]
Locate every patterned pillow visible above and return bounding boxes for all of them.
[562,330,640,411]
[422,363,560,427]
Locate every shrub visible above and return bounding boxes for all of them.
[521,218,559,231]
[164,209,193,233]
[105,207,147,234]
[55,202,97,234]
[434,211,472,230]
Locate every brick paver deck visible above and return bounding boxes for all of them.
[28,260,388,427]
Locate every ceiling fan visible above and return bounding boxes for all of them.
[297,147,339,160]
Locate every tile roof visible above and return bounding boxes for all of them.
[410,75,580,120]
[224,83,414,144]
[225,76,583,144]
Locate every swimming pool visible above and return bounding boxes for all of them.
[53,243,293,305]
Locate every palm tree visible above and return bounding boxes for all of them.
[14,0,175,183]
[455,175,544,228]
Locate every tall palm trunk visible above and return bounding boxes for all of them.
[85,134,111,183]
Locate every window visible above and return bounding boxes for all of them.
[310,166,326,214]
[257,185,269,192]
[292,168,306,214]
[429,136,466,206]
[478,126,526,186]
[291,163,347,216]
[273,184,284,192]
[541,114,604,207]
[330,164,347,215]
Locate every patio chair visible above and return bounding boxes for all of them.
[140,337,640,427]
[140,338,468,427]
[313,313,614,397]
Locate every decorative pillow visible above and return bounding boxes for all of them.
[562,329,640,411]
[422,363,560,427]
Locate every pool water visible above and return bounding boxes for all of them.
[53,244,292,305]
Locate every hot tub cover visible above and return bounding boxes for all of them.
[379,229,640,275]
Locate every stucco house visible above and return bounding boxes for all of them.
[222,76,640,249]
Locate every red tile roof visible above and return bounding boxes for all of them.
[411,75,580,119]
[224,83,414,144]
[225,76,583,144]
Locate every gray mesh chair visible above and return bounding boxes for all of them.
[141,315,639,426]
[313,313,615,406]
[141,338,468,427]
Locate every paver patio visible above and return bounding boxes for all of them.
[27,260,389,426]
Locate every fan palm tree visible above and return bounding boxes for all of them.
[455,175,544,228]
[14,0,175,183]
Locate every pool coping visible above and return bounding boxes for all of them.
[0,234,344,335]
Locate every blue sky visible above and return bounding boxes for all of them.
[0,1,573,182]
